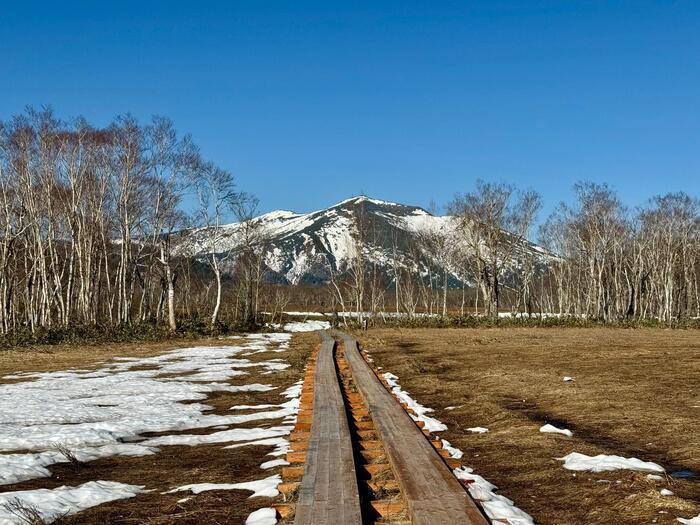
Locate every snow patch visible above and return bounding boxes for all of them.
[0,444,157,486]
[539,424,573,437]
[440,439,463,459]
[246,507,278,525]
[224,437,291,457]
[454,467,534,525]
[282,320,331,332]
[143,426,293,448]
[168,475,281,498]
[260,459,289,470]
[558,452,664,473]
[0,481,145,524]
[276,311,325,317]
[382,372,447,432]
[467,427,489,434]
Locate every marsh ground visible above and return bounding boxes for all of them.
[358,327,700,524]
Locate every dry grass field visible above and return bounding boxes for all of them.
[0,332,316,524]
[358,327,700,524]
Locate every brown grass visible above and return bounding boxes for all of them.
[0,332,317,524]
[0,337,246,380]
[358,327,700,525]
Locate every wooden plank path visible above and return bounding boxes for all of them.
[339,332,489,525]
[294,332,362,525]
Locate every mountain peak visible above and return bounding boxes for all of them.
[183,195,551,285]
[332,195,401,208]
[328,195,432,218]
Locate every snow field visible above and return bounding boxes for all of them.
[0,332,303,524]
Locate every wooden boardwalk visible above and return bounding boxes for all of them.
[340,333,488,525]
[294,332,362,525]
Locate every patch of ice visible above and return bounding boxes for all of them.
[168,474,281,498]
[539,424,573,437]
[246,507,277,525]
[558,452,664,473]
[467,427,489,434]
[0,481,145,524]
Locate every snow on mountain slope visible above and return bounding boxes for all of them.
[180,195,551,285]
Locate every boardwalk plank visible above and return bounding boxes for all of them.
[339,333,488,525]
[294,332,362,525]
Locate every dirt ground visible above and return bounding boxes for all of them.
[358,327,700,525]
[0,332,317,524]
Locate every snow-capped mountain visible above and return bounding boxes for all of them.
[181,196,551,285]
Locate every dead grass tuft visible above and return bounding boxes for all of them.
[52,443,84,468]
[1,498,61,525]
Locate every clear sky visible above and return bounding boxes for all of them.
[1,1,698,220]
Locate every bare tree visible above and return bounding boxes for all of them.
[449,181,541,318]
[231,194,268,327]
[188,162,241,328]
[539,183,699,323]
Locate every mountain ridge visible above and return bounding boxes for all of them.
[181,195,551,286]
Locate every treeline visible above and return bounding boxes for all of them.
[0,108,266,336]
[0,107,697,338]
[323,181,698,324]
[538,183,699,322]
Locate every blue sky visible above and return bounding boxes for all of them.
[1,1,698,220]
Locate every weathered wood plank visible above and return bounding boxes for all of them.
[294,332,362,525]
[340,333,488,525]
